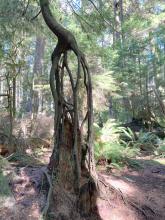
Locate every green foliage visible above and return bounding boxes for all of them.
[138,132,159,144]
[0,172,11,198]
[126,159,143,169]
[102,142,139,164]
[135,131,160,151]
[94,120,139,168]
[159,144,165,152]
[0,0,165,175]
[0,156,12,199]
[118,127,136,143]
[95,110,109,126]
[0,155,10,171]
[154,141,165,157]
[101,119,120,143]
[92,72,118,92]
[94,117,165,169]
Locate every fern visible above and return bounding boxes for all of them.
[94,120,140,167]
[119,127,135,141]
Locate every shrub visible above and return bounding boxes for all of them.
[134,131,160,151]
[154,142,165,157]
[94,120,139,168]
[103,142,139,164]
[94,119,164,168]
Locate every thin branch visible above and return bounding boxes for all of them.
[67,0,95,30]
[41,168,53,218]
[88,0,119,33]
[80,111,88,132]
[31,10,41,21]
[64,53,74,91]
[22,0,30,16]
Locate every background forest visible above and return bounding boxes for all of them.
[1,0,165,120]
[0,0,165,220]
[1,0,165,162]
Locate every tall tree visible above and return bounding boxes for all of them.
[39,0,98,218]
[32,36,46,117]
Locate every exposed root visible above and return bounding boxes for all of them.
[97,179,116,208]
[41,168,53,219]
[98,177,156,219]
[129,201,149,218]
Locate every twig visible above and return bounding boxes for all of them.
[4,153,13,160]
[22,0,30,16]
[31,10,41,21]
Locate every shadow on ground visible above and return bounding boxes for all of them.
[99,158,165,220]
[0,155,103,220]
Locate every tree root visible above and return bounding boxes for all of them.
[40,168,53,219]
[98,177,156,219]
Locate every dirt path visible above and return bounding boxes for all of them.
[0,165,48,220]
[97,157,165,220]
[0,156,165,220]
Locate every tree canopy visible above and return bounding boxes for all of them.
[0,1,165,220]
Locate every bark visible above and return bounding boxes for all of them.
[162,43,165,96]
[113,0,122,43]
[119,0,124,42]
[12,77,16,117]
[39,0,98,219]
[32,36,46,116]
[6,74,13,146]
[138,53,142,95]
[113,0,117,43]
[33,37,45,77]
[109,96,114,118]
[153,88,165,116]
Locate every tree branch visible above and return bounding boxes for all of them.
[31,10,41,21]
[22,0,30,16]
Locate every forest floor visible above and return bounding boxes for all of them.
[0,148,165,220]
[97,155,165,220]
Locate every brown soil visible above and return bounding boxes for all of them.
[0,165,48,220]
[0,155,165,220]
[97,157,165,220]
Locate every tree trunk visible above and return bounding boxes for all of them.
[138,53,142,95]
[33,36,45,77]
[12,77,16,118]
[39,0,98,219]
[113,0,123,43]
[6,74,13,147]
[32,36,46,116]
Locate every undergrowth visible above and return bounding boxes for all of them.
[8,152,44,166]
[94,120,140,169]
[0,156,13,206]
[94,119,165,169]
